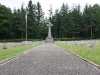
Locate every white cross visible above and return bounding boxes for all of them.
[47,22,53,37]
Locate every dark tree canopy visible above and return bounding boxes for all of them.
[0,1,100,39]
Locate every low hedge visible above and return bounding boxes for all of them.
[0,37,99,42]
[54,37,94,41]
[0,39,43,42]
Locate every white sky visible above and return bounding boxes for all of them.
[0,0,100,16]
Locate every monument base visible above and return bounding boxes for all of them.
[45,36,54,43]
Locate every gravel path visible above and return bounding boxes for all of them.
[0,43,100,75]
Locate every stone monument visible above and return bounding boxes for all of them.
[45,21,54,43]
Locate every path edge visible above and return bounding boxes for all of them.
[0,45,40,65]
[58,45,100,69]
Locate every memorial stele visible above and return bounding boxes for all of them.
[45,21,54,43]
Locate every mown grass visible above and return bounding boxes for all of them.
[57,43,100,65]
[0,44,40,62]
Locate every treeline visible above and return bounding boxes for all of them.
[0,0,47,39]
[51,3,100,38]
[0,0,100,40]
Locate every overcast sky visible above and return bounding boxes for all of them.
[0,0,100,16]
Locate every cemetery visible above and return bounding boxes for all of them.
[0,41,41,62]
[0,0,100,75]
[57,40,100,65]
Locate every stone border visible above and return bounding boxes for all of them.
[0,45,40,65]
[62,48,100,69]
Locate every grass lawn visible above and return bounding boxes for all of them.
[0,44,40,62]
[57,43,100,65]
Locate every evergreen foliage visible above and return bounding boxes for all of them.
[0,1,100,39]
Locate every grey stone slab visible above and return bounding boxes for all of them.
[0,43,100,75]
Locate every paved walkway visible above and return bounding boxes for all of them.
[0,43,100,75]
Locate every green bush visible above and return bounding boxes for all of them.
[0,39,43,42]
[54,37,94,41]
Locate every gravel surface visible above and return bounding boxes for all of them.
[0,43,100,75]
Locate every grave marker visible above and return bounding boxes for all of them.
[2,43,7,53]
[45,21,54,43]
[12,43,16,50]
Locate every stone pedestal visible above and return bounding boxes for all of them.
[45,36,54,43]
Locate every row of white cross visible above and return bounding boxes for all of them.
[56,40,100,52]
[0,41,44,53]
